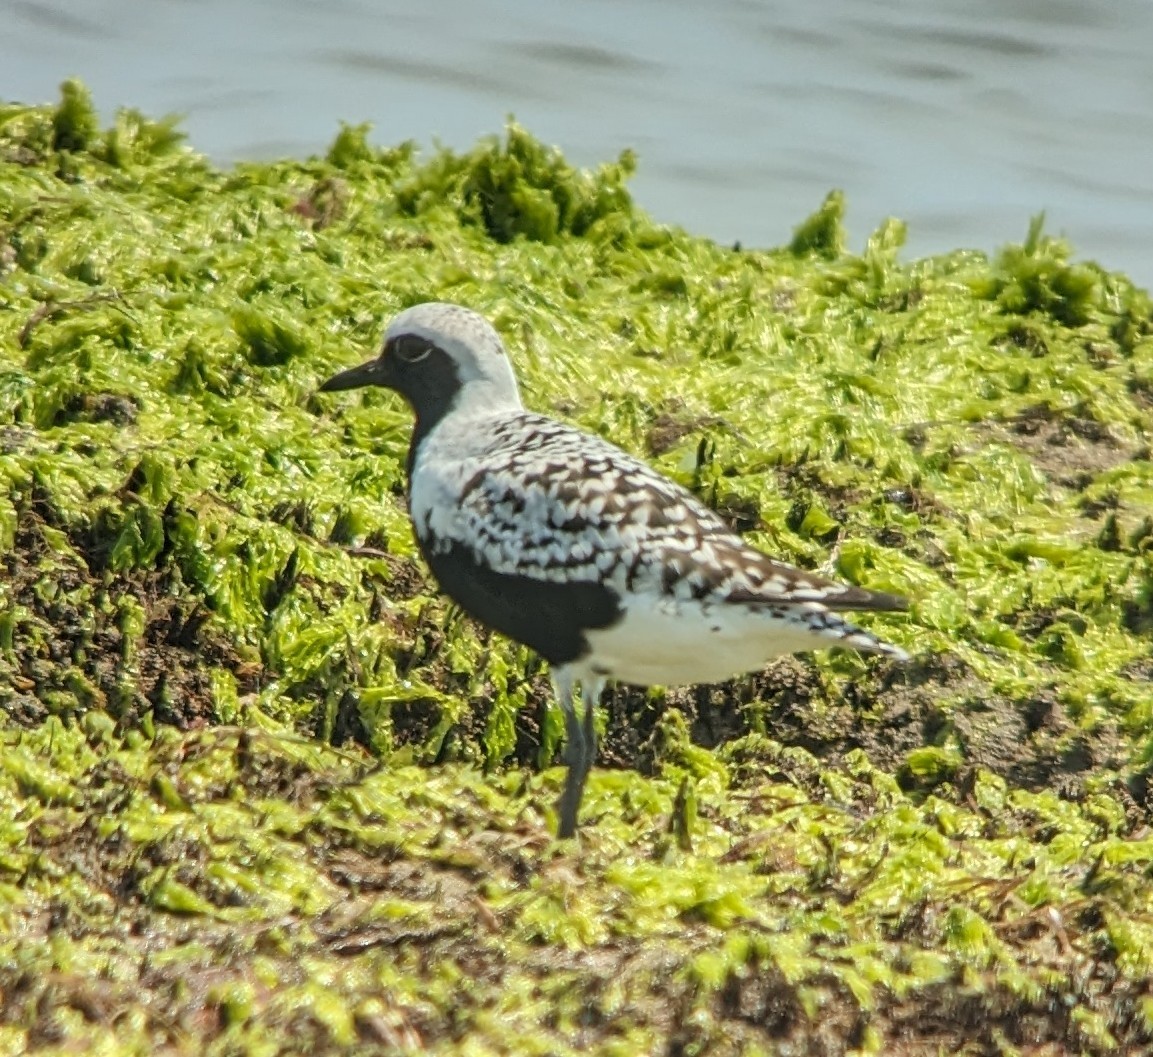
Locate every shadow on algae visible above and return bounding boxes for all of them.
[0,79,1152,1056]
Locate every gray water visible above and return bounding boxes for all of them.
[3,0,1151,289]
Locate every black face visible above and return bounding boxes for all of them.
[383,335,464,426]
[320,332,465,452]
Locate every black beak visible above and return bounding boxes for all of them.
[319,356,391,392]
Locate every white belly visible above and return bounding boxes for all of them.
[579,594,827,687]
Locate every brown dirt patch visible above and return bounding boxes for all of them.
[0,510,262,730]
[644,404,723,457]
[977,404,1137,488]
[592,651,1128,810]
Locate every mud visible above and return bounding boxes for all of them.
[0,509,263,732]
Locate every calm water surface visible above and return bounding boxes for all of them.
[3,0,1151,288]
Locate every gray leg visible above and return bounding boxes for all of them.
[581,680,599,768]
[553,670,582,839]
[555,674,604,840]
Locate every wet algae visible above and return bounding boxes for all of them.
[1,81,1153,1054]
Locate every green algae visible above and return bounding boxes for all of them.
[1,80,1153,1054]
[6,719,1152,1055]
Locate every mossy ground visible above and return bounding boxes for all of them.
[1,82,1152,1055]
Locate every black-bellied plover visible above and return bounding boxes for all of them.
[321,302,908,838]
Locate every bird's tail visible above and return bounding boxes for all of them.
[795,602,910,662]
[841,624,909,662]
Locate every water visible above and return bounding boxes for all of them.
[3,0,1151,289]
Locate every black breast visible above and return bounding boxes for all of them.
[422,540,623,666]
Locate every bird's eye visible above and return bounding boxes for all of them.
[393,336,434,364]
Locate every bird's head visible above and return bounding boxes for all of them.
[320,302,522,423]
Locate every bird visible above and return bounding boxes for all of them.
[320,302,909,838]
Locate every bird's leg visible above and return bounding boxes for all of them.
[579,677,602,785]
[554,671,585,839]
[555,677,605,839]
[562,695,587,773]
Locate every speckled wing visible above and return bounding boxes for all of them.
[425,413,906,614]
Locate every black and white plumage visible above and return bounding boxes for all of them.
[321,302,908,837]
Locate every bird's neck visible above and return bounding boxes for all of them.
[405,382,523,483]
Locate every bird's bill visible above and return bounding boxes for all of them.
[319,356,390,392]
